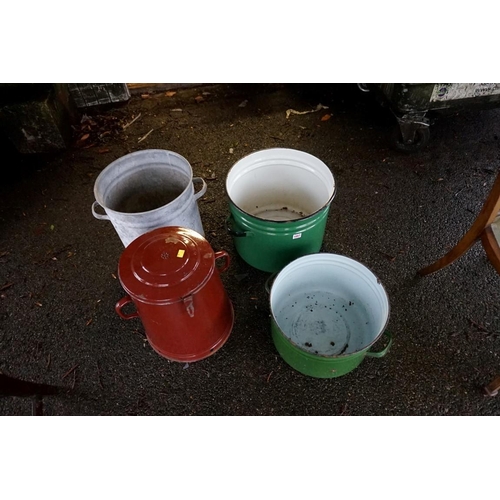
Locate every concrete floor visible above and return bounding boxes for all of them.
[1,83,499,415]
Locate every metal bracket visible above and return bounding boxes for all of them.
[394,112,430,144]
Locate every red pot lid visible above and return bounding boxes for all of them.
[118,227,215,304]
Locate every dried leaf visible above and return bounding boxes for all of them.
[165,91,177,97]
[321,114,332,122]
[194,96,205,103]
[79,133,90,141]
[98,148,110,154]
[141,94,150,99]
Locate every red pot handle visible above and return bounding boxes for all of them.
[214,250,230,273]
[115,295,139,320]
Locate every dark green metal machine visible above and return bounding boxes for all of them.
[360,83,500,152]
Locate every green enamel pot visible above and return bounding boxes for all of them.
[226,148,336,273]
[268,253,392,378]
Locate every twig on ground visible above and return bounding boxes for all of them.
[122,113,142,130]
[61,364,79,381]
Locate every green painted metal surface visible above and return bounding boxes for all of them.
[271,318,392,378]
[228,202,330,273]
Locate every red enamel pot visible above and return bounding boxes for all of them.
[115,226,234,362]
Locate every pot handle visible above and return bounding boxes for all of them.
[91,201,110,221]
[214,250,231,273]
[365,331,392,358]
[226,214,253,237]
[264,273,277,294]
[192,177,208,201]
[115,295,139,320]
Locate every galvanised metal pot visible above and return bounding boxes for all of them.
[115,226,234,362]
[226,148,336,273]
[268,254,391,378]
[92,149,207,247]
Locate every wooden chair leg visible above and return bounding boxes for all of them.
[418,230,482,276]
[484,375,500,396]
[418,171,500,276]
[481,226,500,275]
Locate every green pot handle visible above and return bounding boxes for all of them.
[264,273,278,294]
[226,215,253,238]
[365,331,392,358]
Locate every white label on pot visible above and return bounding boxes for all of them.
[293,233,302,240]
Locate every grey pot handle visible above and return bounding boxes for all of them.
[193,177,207,201]
[92,201,110,221]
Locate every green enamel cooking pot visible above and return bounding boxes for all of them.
[267,253,392,378]
[226,148,336,273]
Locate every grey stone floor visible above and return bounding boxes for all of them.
[1,84,499,415]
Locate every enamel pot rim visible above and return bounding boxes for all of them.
[225,148,337,223]
[269,253,391,358]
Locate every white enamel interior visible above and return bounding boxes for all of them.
[226,148,335,221]
[270,254,389,355]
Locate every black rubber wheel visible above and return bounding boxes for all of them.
[390,125,430,153]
